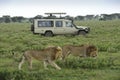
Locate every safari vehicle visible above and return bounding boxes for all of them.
[31,13,90,36]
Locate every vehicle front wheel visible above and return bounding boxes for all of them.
[78,31,86,36]
[44,31,53,37]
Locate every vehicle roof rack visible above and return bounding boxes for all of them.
[44,13,66,19]
[45,12,66,16]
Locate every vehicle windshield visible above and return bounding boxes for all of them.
[66,21,72,27]
[65,21,78,29]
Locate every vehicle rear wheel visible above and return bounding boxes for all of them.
[31,25,34,31]
[44,31,53,37]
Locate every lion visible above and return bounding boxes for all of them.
[18,46,62,70]
[62,44,98,60]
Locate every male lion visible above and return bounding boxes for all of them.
[62,44,98,60]
[18,46,62,70]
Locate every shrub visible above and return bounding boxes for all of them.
[57,57,115,69]
[107,47,118,53]
[0,70,46,80]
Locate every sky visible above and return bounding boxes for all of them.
[0,0,120,17]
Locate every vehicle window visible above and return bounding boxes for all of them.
[55,21,62,27]
[66,22,72,27]
[38,21,53,27]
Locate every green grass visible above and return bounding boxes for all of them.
[0,20,120,80]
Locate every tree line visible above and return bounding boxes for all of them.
[0,13,120,23]
[75,13,120,21]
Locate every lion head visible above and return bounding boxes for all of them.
[54,46,63,60]
[86,45,98,57]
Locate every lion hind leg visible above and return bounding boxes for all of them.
[28,60,32,69]
[18,56,25,70]
[49,61,61,70]
[26,57,32,70]
[43,60,48,70]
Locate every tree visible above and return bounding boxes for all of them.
[85,15,94,20]
[11,17,17,22]
[111,13,120,20]
[75,16,84,21]
[34,15,43,19]
[0,17,4,23]
[3,15,11,23]
[11,16,24,22]
[17,16,24,22]
[65,15,74,21]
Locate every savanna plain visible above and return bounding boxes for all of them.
[0,20,120,80]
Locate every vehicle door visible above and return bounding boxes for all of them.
[64,21,77,34]
[53,21,65,34]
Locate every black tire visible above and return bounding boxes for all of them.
[44,31,53,37]
[78,31,86,36]
[31,25,36,34]
[31,25,34,31]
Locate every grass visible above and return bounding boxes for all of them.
[0,20,120,80]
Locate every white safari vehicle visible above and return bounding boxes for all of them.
[31,13,90,36]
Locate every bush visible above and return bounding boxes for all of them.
[107,47,118,53]
[0,70,46,80]
[57,57,115,69]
